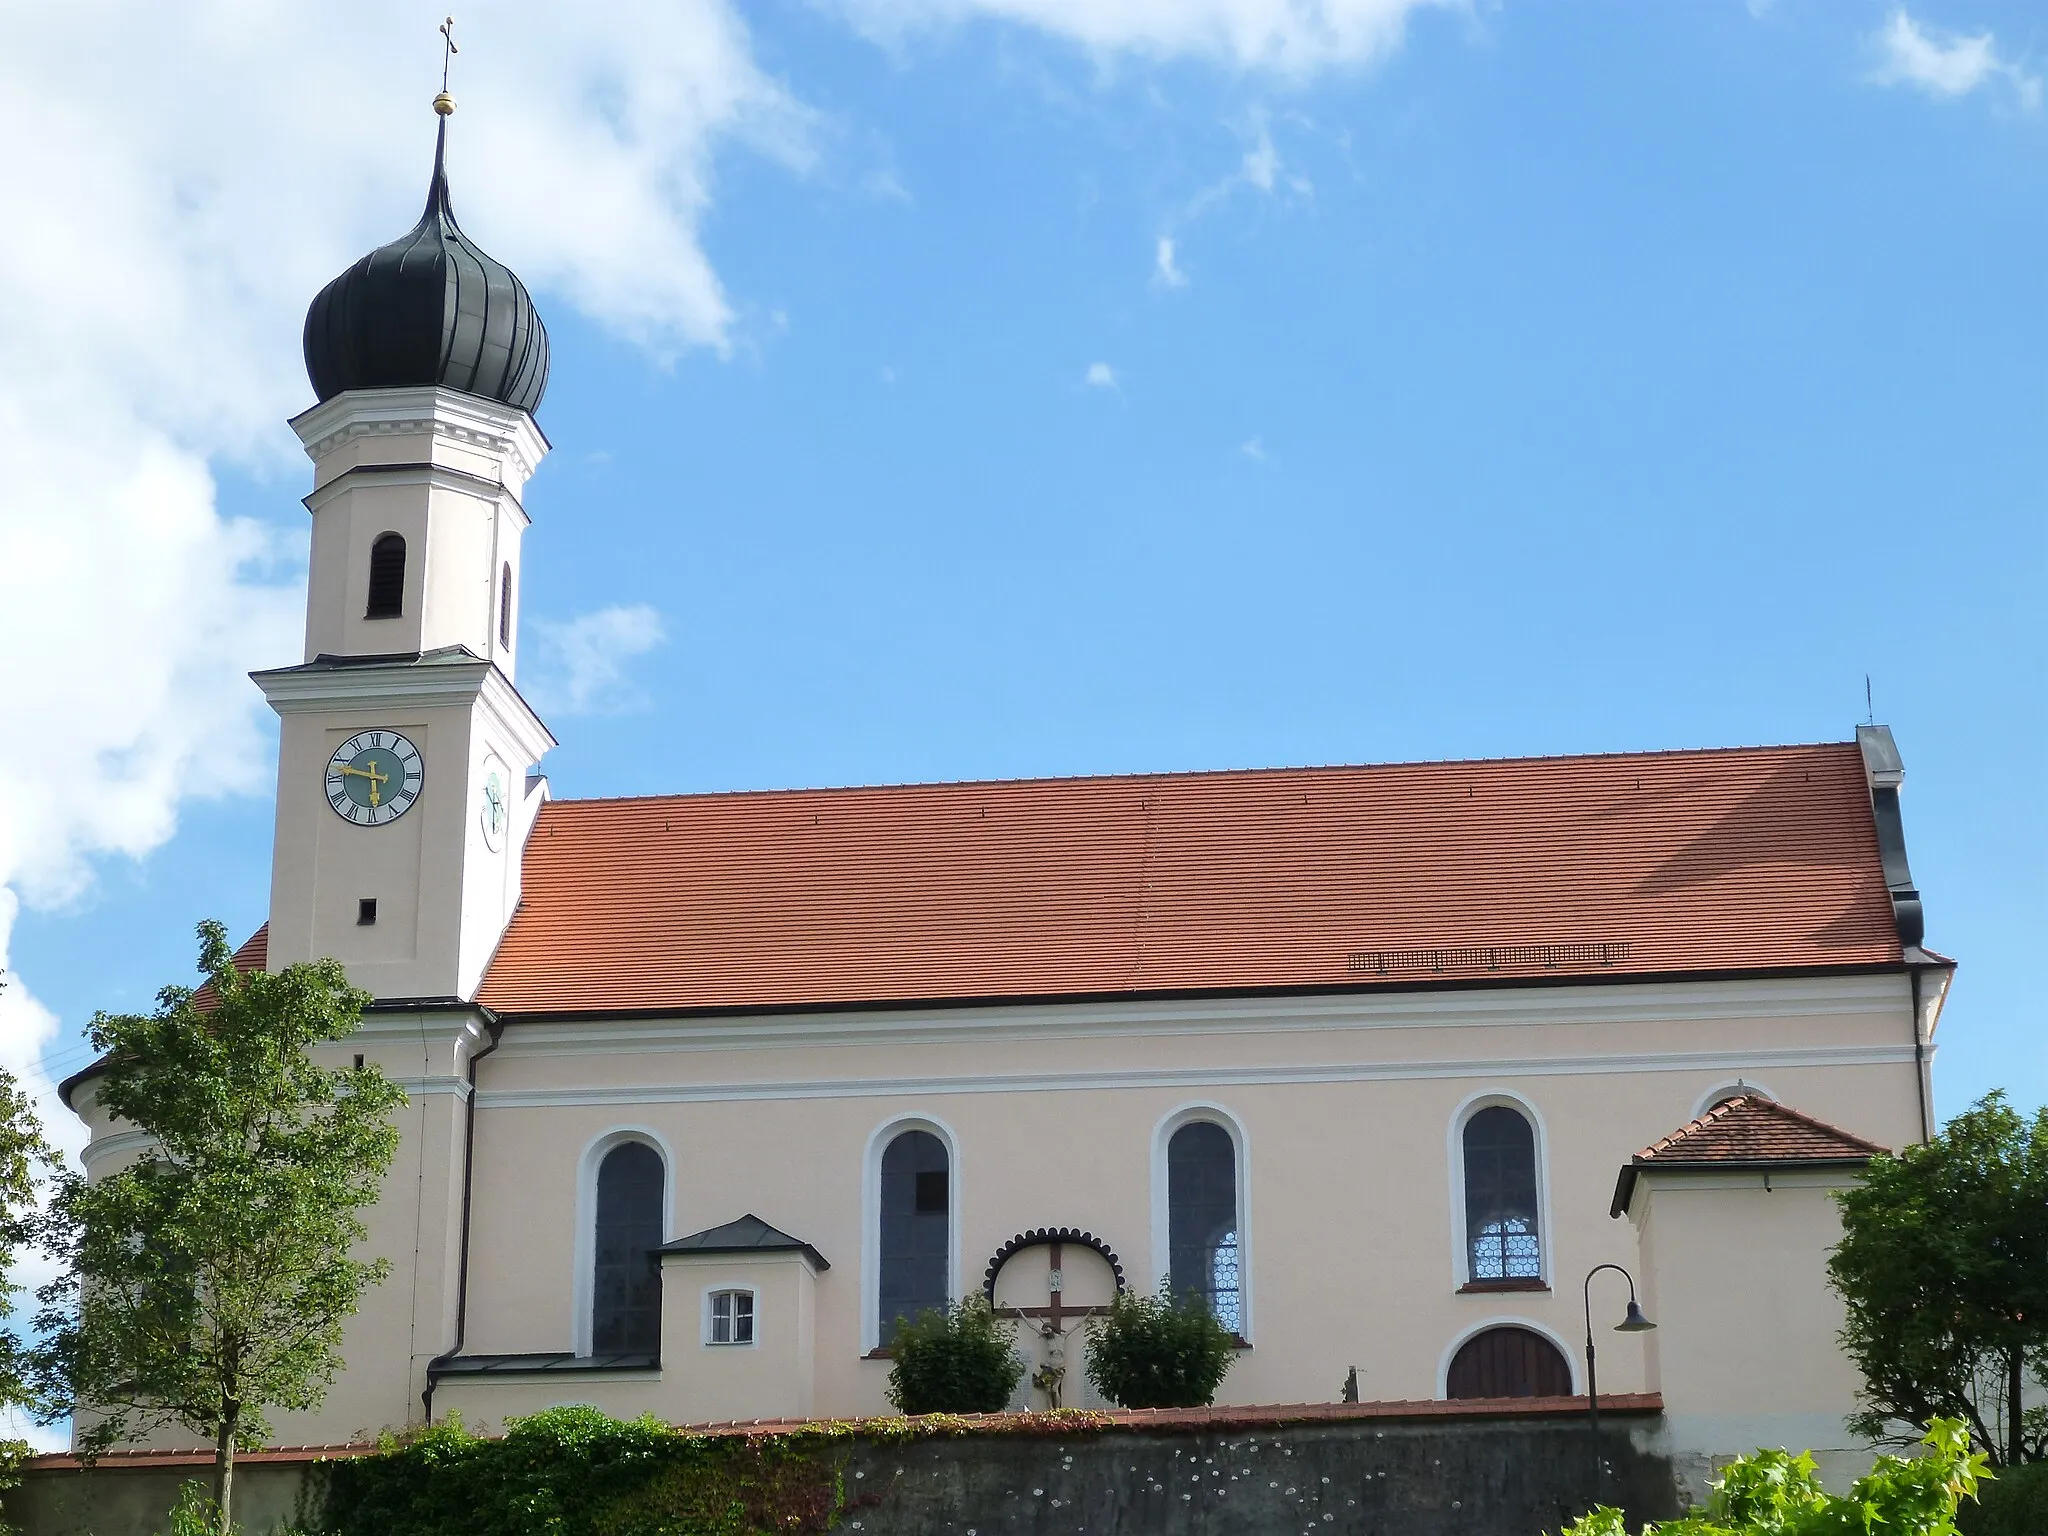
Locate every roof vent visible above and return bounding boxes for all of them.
[1347,941,1632,976]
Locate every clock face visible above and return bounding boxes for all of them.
[478,755,509,851]
[325,731,424,826]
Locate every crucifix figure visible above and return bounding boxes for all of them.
[992,1240,1111,1411]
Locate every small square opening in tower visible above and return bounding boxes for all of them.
[357,898,378,926]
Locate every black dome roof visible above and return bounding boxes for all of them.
[303,118,549,413]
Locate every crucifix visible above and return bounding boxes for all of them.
[991,1240,1111,1410]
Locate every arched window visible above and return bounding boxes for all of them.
[878,1129,949,1343]
[366,533,406,620]
[499,562,513,648]
[1463,1105,1541,1283]
[1446,1325,1573,1399]
[591,1140,664,1355]
[1168,1121,1241,1333]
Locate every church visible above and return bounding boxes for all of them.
[62,100,1952,1482]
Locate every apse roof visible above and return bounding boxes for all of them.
[1610,1094,1890,1215]
[477,739,1912,1018]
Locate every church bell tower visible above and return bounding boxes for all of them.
[254,95,555,1002]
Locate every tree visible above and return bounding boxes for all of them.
[886,1296,1024,1414]
[1082,1281,1237,1409]
[1556,1419,1986,1535]
[0,984,59,1415]
[1828,1092,2048,1467]
[0,988,61,1530]
[34,921,406,1535]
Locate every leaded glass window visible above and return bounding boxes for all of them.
[1168,1121,1241,1332]
[592,1140,664,1354]
[879,1129,949,1343]
[1463,1105,1541,1282]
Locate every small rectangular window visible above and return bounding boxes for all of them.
[914,1170,948,1214]
[357,898,378,926]
[708,1289,754,1345]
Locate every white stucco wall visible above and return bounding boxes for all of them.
[80,970,1921,1462]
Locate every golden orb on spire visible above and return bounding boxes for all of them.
[433,91,456,116]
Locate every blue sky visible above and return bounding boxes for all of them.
[4,0,2043,1151]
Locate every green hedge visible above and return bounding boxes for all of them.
[886,1295,1023,1414]
[1958,1459,2048,1536]
[305,1406,855,1536]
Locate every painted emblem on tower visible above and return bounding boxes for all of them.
[325,731,424,826]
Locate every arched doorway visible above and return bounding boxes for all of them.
[1446,1325,1573,1399]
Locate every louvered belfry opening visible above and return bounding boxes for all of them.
[499,562,513,647]
[365,533,406,619]
[1446,1325,1574,1399]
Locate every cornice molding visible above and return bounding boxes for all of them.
[491,973,1910,1059]
[473,1041,1919,1111]
[250,657,556,761]
[302,462,530,530]
[289,386,550,485]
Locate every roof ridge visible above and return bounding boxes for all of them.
[540,739,1863,810]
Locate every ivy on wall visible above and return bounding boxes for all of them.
[303,1403,1114,1536]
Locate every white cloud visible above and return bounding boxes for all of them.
[526,606,670,717]
[1155,235,1190,288]
[1870,10,2041,107]
[835,0,1448,76]
[1085,361,1120,388]
[0,1,809,1162]
[1240,435,1267,459]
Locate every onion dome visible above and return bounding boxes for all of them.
[303,107,548,413]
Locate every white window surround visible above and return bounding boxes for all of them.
[703,1286,758,1348]
[570,1126,677,1358]
[1445,1089,1554,1292]
[1436,1316,1582,1398]
[1691,1078,1778,1118]
[860,1113,962,1354]
[1148,1101,1253,1342]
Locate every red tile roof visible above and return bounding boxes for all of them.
[478,741,1902,1017]
[1611,1095,1889,1215]
[1633,1094,1888,1166]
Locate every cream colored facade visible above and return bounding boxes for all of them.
[74,965,1941,1473]
[64,370,1951,1488]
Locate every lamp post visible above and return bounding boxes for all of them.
[1583,1262,1655,1508]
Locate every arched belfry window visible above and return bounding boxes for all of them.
[1168,1121,1241,1333]
[498,562,513,648]
[1446,1325,1573,1399]
[591,1140,664,1355]
[365,533,406,620]
[878,1129,949,1343]
[1463,1105,1542,1283]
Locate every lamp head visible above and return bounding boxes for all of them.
[1615,1300,1656,1333]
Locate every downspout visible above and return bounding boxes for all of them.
[421,1016,501,1424]
[1909,966,1930,1145]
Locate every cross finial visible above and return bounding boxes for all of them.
[434,16,459,115]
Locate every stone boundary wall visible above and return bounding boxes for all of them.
[6,1394,1677,1536]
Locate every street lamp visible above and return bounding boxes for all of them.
[1583,1263,1655,1507]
